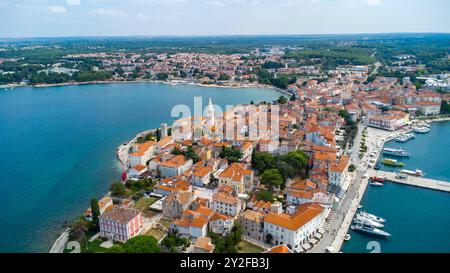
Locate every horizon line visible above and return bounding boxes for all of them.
[1,31,450,40]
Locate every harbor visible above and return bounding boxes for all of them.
[368,170,450,193]
[342,120,450,253]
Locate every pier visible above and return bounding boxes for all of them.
[368,170,450,193]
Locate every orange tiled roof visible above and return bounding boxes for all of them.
[264,203,323,231]
[266,244,292,253]
[160,155,189,168]
[130,141,156,157]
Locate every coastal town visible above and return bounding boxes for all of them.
[2,0,450,265]
[51,54,450,253]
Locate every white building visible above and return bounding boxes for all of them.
[159,155,193,178]
[212,185,241,217]
[415,101,441,116]
[191,166,212,187]
[263,203,324,253]
[328,156,350,187]
[128,141,156,167]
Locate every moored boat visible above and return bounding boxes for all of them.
[358,211,386,223]
[414,127,430,134]
[382,158,405,167]
[344,234,351,241]
[370,177,385,183]
[383,148,410,157]
[353,214,385,228]
[370,181,384,187]
[351,224,391,238]
[400,169,424,177]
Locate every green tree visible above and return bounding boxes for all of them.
[441,100,450,114]
[109,182,126,196]
[218,74,231,81]
[276,96,288,104]
[156,73,169,81]
[108,236,160,253]
[281,151,308,173]
[348,164,356,172]
[252,152,276,173]
[90,198,101,230]
[257,190,274,202]
[156,128,161,141]
[219,146,243,163]
[261,169,284,191]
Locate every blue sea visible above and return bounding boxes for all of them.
[342,121,450,253]
[0,83,284,253]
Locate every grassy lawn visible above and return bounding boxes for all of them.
[85,239,109,253]
[133,197,158,211]
[237,241,265,253]
[65,238,109,253]
[159,218,172,229]
[144,228,167,241]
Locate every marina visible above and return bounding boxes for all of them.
[343,121,450,253]
[368,170,450,193]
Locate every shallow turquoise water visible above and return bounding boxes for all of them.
[0,83,283,252]
[342,122,450,253]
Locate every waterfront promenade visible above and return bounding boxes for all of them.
[368,170,450,193]
[309,126,391,253]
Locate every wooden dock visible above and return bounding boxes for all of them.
[368,170,450,193]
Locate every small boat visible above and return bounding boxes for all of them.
[357,205,363,209]
[344,234,351,241]
[374,163,381,170]
[400,169,424,177]
[354,214,385,228]
[370,181,384,187]
[370,177,385,183]
[395,172,408,179]
[383,148,410,157]
[394,136,408,143]
[382,158,405,167]
[351,224,391,238]
[414,127,430,134]
[358,211,386,223]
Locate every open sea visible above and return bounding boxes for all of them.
[342,121,450,253]
[0,83,284,253]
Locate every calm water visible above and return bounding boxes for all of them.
[343,121,450,253]
[0,83,283,253]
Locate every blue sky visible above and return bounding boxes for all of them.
[0,0,449,37]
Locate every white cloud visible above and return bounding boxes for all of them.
[91,8,127,16]
[366,0,381,6]
[67,0,81,6]
[48,6,66,13]
[206,0,260,6]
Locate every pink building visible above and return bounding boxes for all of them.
[99,206,143,242]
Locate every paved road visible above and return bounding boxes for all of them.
[49,229,70,253]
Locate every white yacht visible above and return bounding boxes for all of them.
[358,211,386,223]
[414,127,430,133]
[351,224,391,238]
[354,214,385,228]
